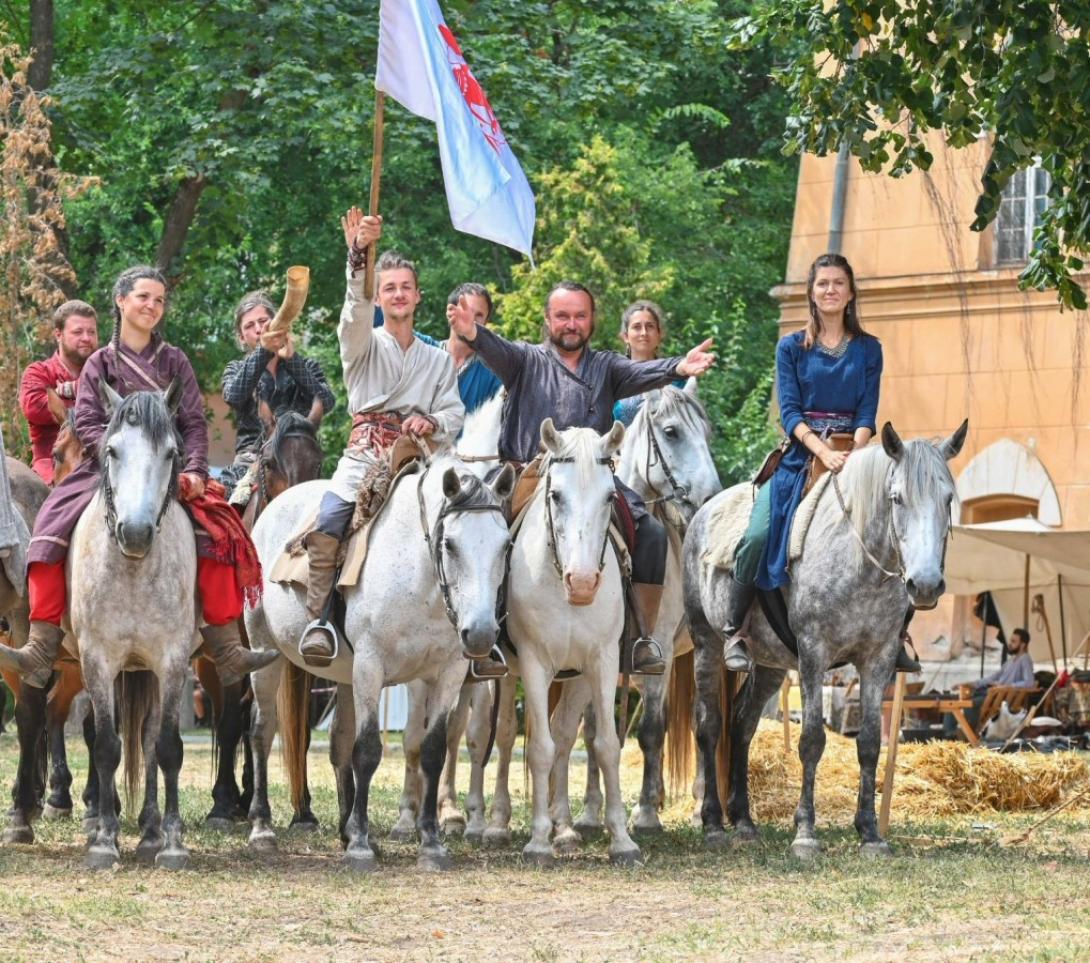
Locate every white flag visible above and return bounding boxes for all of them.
[377,0,536,257]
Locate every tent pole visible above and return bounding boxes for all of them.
[980,596,987,679]
[1058,574,1068,668]
[1022,554,1030,628]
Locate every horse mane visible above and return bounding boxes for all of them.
[268,410,318,461]
[459,390,504,458]
[541,427,609,491]
[636,384,711,441]
[100,390,184,479]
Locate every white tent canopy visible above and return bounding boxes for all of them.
[944,517,1090,668]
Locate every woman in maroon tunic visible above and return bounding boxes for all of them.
[0,266,278,688]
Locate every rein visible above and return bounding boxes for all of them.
[542,454,614,579]
[640,412,693,514]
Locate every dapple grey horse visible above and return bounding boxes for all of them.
[69,384,201,870]
[244,452,514,870]
[683,421,966,856]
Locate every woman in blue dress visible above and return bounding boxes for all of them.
[724,253,918,674]
[612,300,686,426]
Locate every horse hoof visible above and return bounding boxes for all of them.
[1,825,34,846]
[248,830,278,853]
[630,820,664,837]
[552,828,582,855]
[417,847,453,872]
[82,815,98,835]
[572,820,604,840]
[609,846,644,867]
[344,849,379,873]
[703,828,729,850]
[85,844,120,870]
[731,824,760,846]
[790,838,821,860]
[204,817,235,834]
[482,827,511,848]
[520,845,554,868]
[440,814,466,837]
[861,840,893,859]
[42,804,72,821]
[155,847,189,871]
[464,827,484,845]
[388,825,416,844]
[289,818,320,835]
[135,836,164,864]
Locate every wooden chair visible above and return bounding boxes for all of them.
[975,685,1041,735]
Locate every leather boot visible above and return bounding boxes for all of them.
[722,577,756,673]
[200,622,279,687]
[470,646,509,681]
[0,621,65,688]
[895,630,921,674]
[299,530,341,667]
[629,582,666,676]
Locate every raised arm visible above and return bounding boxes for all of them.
[337,209,383,368]
[221,351,272,409]
[451,319,527,388]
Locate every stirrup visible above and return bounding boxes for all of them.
[469,645,508,681]
[723,635,753,673]
[299,619,341,668]
[628,636,666,676]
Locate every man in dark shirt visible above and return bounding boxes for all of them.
[448,280,715,674]
[221,291,335,504]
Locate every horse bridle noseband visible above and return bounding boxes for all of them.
[543,455,615,578]
[641,415,693,514]
[102,449,177,541]
[415,464,509,629]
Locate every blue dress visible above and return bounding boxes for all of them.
[757,331,882,591]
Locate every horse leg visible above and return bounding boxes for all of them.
[573,699,604,837]
[154,659,189,870]
[728,666,786,842]
[462,680,492,843]
[3,681,48,844]
[520,660,557,866]
[247,660,281,852]
[83,659,121,870]
[135,688,165,862]
[632,671,668,834]
[438,682,473,837]
[483,673,517,847]
[691,617,728,848]
[587,656,642,866]
[207,675,246,831]
[792,651,827,859]
[855,654,897,857]
[344,664,383,873]
[330,684,356,848]
[239,694,254,814]
[44,665,83,819]
[391,682,426,842]
[416,668,464,870]
[549,678,590,855]
[80,705,100,832]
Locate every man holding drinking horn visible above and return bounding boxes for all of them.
[221,267,335,507]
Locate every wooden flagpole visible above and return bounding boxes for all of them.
[364,90,386,302]
[878,671,907,836]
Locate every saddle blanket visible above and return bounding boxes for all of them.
[703,472,833,574]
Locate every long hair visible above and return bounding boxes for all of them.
[618,299,666,358]
[110,265,168,352]
[803,253,865,350]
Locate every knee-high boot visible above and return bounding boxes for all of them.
[299,531,341,667]
[722,577,756,673]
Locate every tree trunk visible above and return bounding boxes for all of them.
[155,174,208,279]
[28,0,54,91]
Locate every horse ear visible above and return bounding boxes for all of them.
[601,420,625,457]
[258,398,276,435]
[442,467,462,499]
[683,376,698,397]
[163,378,184,416]
[540,417,560,453]
[880,422,904,461]
[98,379,123,417]
[490,463,516,502]
[940,419,969,461]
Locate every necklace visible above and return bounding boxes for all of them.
[818,332,850,359]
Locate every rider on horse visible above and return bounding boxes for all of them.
[611,299,687,427]
[298,210,472,670]
[221,291,335,506]
[0,266,279,689]
[447,281,716,676]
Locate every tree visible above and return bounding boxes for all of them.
[732,0,1090,308]
[0,44,87,457]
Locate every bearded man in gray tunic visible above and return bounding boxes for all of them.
[448,282,715,674]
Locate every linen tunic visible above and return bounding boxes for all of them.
[28,337,211,566]
[758,330,882,591]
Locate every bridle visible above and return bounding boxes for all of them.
[542,454,614,579]
[102,445,177,541]
[640,413,693,514]
[415,463,509,629]
[254,423,320,515]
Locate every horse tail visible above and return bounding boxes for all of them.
[716,666,735,817]
[278,659,312,815]
[664,648,695,800]
[118,670,156,815]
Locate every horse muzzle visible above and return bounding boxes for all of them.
[563,570,602,606]
[906,574,945,610]
[460,621,499,660]
[116,520,155,559]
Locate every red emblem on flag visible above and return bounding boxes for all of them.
[438,24,506,153]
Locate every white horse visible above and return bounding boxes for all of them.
[244,452,514,870]
[71,384,200,870]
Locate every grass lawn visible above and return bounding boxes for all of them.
[0,724,1088,962]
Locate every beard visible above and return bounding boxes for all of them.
[61,344,95,368]
[548,328,588,353]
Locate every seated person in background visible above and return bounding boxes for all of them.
[974,627,1035,691]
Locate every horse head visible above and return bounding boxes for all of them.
[424,458,514,659]
[98,380,183,559]
[620,379,720,524]
[261,411,323,497]
[881,419,968,609]
[52,410,88,485]
[540,418,625,606]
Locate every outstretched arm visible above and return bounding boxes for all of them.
[337,209,383,367]
[448,299,527,387]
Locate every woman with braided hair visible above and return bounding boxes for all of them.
[0,266,278,688]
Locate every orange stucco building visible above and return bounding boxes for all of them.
[773,134,1090,658]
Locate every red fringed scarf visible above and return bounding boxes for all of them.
[178,476,263,607]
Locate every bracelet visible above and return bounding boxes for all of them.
[799,429,816,450]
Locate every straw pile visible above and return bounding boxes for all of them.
[636,720,1090,825]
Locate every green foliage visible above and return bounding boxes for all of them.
[732,0,1090,309]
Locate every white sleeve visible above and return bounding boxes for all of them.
[338,265,376,369]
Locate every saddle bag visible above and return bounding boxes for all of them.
[804,432,854,495]
[752,436,790,489]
